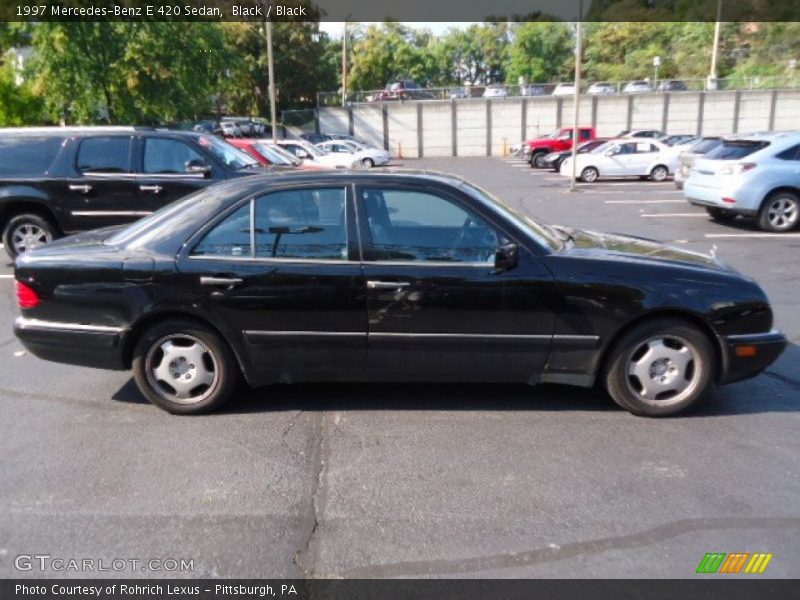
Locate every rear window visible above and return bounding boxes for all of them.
[77,136,132,173]
[0,135,66,176]
[690,138,722,155]
[704,140,769,161]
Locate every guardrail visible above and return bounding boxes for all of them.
[317,76,800,107]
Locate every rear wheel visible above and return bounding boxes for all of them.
[650,164,669,182]
[604,318,715,417]
[580,167,599,183]
[2,213,57,259]
[758,191,799,232]
[132,319,239,415]
[706,207,737,222]
[531,151,548,169]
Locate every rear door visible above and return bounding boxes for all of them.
[134,136,218,210]
[63,135,140,231]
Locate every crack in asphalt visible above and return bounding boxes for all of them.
[293,411,328,578]
[341,516,800,578]
[764,369,800,390]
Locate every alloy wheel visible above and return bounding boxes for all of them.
[625,335,701,403]
[145,334,219,404]
[766,196,799,230]
[11,223,52,254]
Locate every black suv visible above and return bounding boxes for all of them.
[0,127,264,259]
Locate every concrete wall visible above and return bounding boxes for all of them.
[317,89,800,157]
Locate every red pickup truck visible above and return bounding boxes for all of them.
[525,127,596,168]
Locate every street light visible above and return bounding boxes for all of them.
[569,0,584,192]
[653,56,661,89]
[708,0,723,91]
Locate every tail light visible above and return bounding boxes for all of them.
[719,162,757,175]
[15,280,40,309]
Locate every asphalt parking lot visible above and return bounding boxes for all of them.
[0,157,798,579]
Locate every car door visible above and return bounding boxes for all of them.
[63,135,141,231]
[356,184,555,381]
[134,136,218,210]
[177,183,366,384]
[600,142,629,176]
[628,142,658,174]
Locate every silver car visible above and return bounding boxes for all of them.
[674,137,722,189]
[684,131,800,231]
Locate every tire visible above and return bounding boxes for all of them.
[758,191,800,232]
[531,151,548,169]
[604,318,716,417]
[650,164,669,182]
[361,157,375,168]
[706,207,737,222]
[132,319,239,415]
[2,213,58,259]
[580,167,599,183]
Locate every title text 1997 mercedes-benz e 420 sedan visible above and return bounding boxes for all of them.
[13,171,785,416]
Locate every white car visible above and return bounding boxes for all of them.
[317,140,390,168]
[270,140,359,169]
[483,85,508,98]
[623,80,654,94]
[552,83,576,96]
[220,122,242,137]
[586,82,616,95]
[560,138,680,183]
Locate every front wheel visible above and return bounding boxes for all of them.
[2,213,57,259]
[132,319,239,415]
[580,167,599,183]
[604,318,716,417]
[758,192,800,232]
[650,165,669,182]
[531,151,548,169]
[361,157,375,168]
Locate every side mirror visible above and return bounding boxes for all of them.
[494,242,519,273]
[605,149,616,156]
[297,149,311,159]
[186,159,211,177]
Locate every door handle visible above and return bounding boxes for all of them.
[200,276,243,287]
[139,185,163,194]
[68,184,92,194]
[367,280,411,290]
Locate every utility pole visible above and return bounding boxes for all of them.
[709,0,722,90]
[265,19,278,141]
[342,21,348,107]
[569,0,583,192]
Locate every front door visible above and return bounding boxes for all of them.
[356,185,555,381]
[133,136,217,211]
[177,184,366,385]
[64,135,141,232]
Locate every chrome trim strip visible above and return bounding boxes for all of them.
[188,255,354,265]
[725,329,784,342]
[553,334,601,341]
[15,317,124,334]
[364,260,493,268]
[369,332,551,340]
[71,210,153,217]
[244,330,364,338]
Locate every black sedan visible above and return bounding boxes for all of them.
[543,139,608,172]
[13,171,785,416]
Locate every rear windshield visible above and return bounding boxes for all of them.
[690,138,722,155]
[0,135,66,176]
[705,140,769,160]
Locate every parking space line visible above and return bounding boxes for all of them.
[705,233,800,238]
[594,191,682,195]
[641,213,707,218]
[605,199,686,204]
[578,182,674,187]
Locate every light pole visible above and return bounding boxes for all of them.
[265,20,277,141]
[342,21,348,106]
[653,55,661,89]
[708,0,722,90]
[569,0,583,192]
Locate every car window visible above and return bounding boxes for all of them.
[580,130,592,140]
[0,135,66,177]
[254,188,347,260]
[197,134,258,169]
[362,188,497,264]
[618,143,636,154]
[77,136,132,173]
[776,144,800,161]
[143,138,204,174]
[705,140,770,160]
[191,203,252,258]
[691,138,722,154]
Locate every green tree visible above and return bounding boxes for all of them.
[506,22,574,84]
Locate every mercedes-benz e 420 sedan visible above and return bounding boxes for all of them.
[13,171,785,416]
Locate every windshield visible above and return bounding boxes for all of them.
[705,140,769,160]
[198,135,259,169]
[253,142,299,166]
[592,141,615,153]
[302,143,326,157]
[342,140,364,151]
[459,181,562,252]
[691,138,723,155]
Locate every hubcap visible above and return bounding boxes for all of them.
[535,154,547,168]
[145,334,218,404]
[12,223,52,254]
[583,169,597,182]
[767,197,798,229]
[653,167,667,180]
[626,336,700,403]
